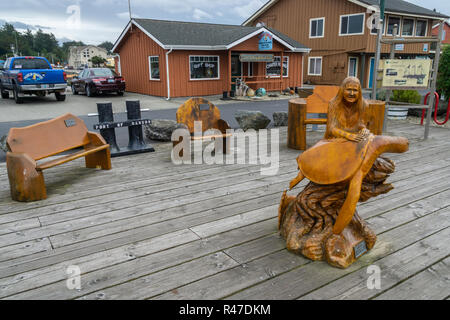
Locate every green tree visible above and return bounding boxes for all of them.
[98,41,113,53]
[437,45,450,100]
[89,56,107,67]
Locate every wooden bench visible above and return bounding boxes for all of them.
[288,86,385,150]
[174,97,232,156]
[6,113,111,202]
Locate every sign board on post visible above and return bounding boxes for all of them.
[258,32,273,51]
[239,53,274,62]
[381,59,432,88]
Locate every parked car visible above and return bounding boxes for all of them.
[0,56,67,103]
[65,70,79,85]
[71,68,125,96]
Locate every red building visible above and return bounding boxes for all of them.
[112,18,310,98]
[432,21,450,45]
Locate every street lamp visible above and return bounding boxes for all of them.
[10,44,15,56]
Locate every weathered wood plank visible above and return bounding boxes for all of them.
[0,219,278,299]
[0,238,52,263]
[154,250,307,300]
[6,252,238,300]
[299,229,450,300]
[223,208,449,300]
[0,229,199,298]
[374,257,450,300]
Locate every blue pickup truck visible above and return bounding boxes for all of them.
[0,56,67,104]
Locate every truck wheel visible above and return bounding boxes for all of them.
[55,92,66,101]
[13,87,23,104]
[71,84,78,95]
[86,85,93,97]
[1,89,9,99]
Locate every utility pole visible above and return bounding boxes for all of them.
[424,21,444,139]
[372,0,385,101]
[128,0,133,31]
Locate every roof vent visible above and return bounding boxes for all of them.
[256,22,266,27]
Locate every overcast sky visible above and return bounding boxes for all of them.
[0,0,449,45]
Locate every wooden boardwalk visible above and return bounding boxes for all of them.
[0,120,448,300]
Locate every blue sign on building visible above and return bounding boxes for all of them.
[258,32,273,51]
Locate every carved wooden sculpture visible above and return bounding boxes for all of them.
[279,77,409,268]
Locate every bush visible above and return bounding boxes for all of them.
[391,90,421,104]
[437,45,450,100]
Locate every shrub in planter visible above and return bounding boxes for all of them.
[391,90,421,104]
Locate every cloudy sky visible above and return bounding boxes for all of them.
[1,0,449,45]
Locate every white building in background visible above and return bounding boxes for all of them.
[68,45,108,69]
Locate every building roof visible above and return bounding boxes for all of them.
[358,0,448,19]
[242,0,449,26]
[112,18,310,53]
[69,45,107,53]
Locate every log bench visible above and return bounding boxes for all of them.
[6,113,111,202]
[288,86,385,150]
[174,97,232,156]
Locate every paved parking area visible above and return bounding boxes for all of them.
[0,89,243,123]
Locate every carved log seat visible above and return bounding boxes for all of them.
[174,97,232,156]
[6,113,111,202]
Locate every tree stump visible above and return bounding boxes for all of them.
[278,157,395,268]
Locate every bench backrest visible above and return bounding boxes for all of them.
[306,86,339,114]
[176,97,221,133]
[7,113,90,160]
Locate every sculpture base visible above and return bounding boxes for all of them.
[279,192,377,268]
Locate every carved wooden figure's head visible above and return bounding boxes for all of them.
[341,76,362,105]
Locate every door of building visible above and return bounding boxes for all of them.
[231,55,242,91]
[368,57,375,89]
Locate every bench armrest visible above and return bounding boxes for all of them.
[87,131,108,146]
[217,119,231,134]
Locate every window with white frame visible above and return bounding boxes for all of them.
[310,17,324,38]
[308,57,322,76]
[415,19,427,37]
[189,56,219,80]
[340,13,364,35]
[402,18,414,36]
[387,16,401,35]
[266,56,288,77]
[149,56,160,80]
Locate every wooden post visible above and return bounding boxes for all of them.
[228,50,232,94]
[280,51,284,94]
[366,100,386,135]
[288,98,307,150]
[383,24,398,133]
[424,21,443,140]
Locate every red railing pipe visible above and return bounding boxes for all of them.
[420,92,449,126]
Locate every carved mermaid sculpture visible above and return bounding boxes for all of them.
[279,77,409,268]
